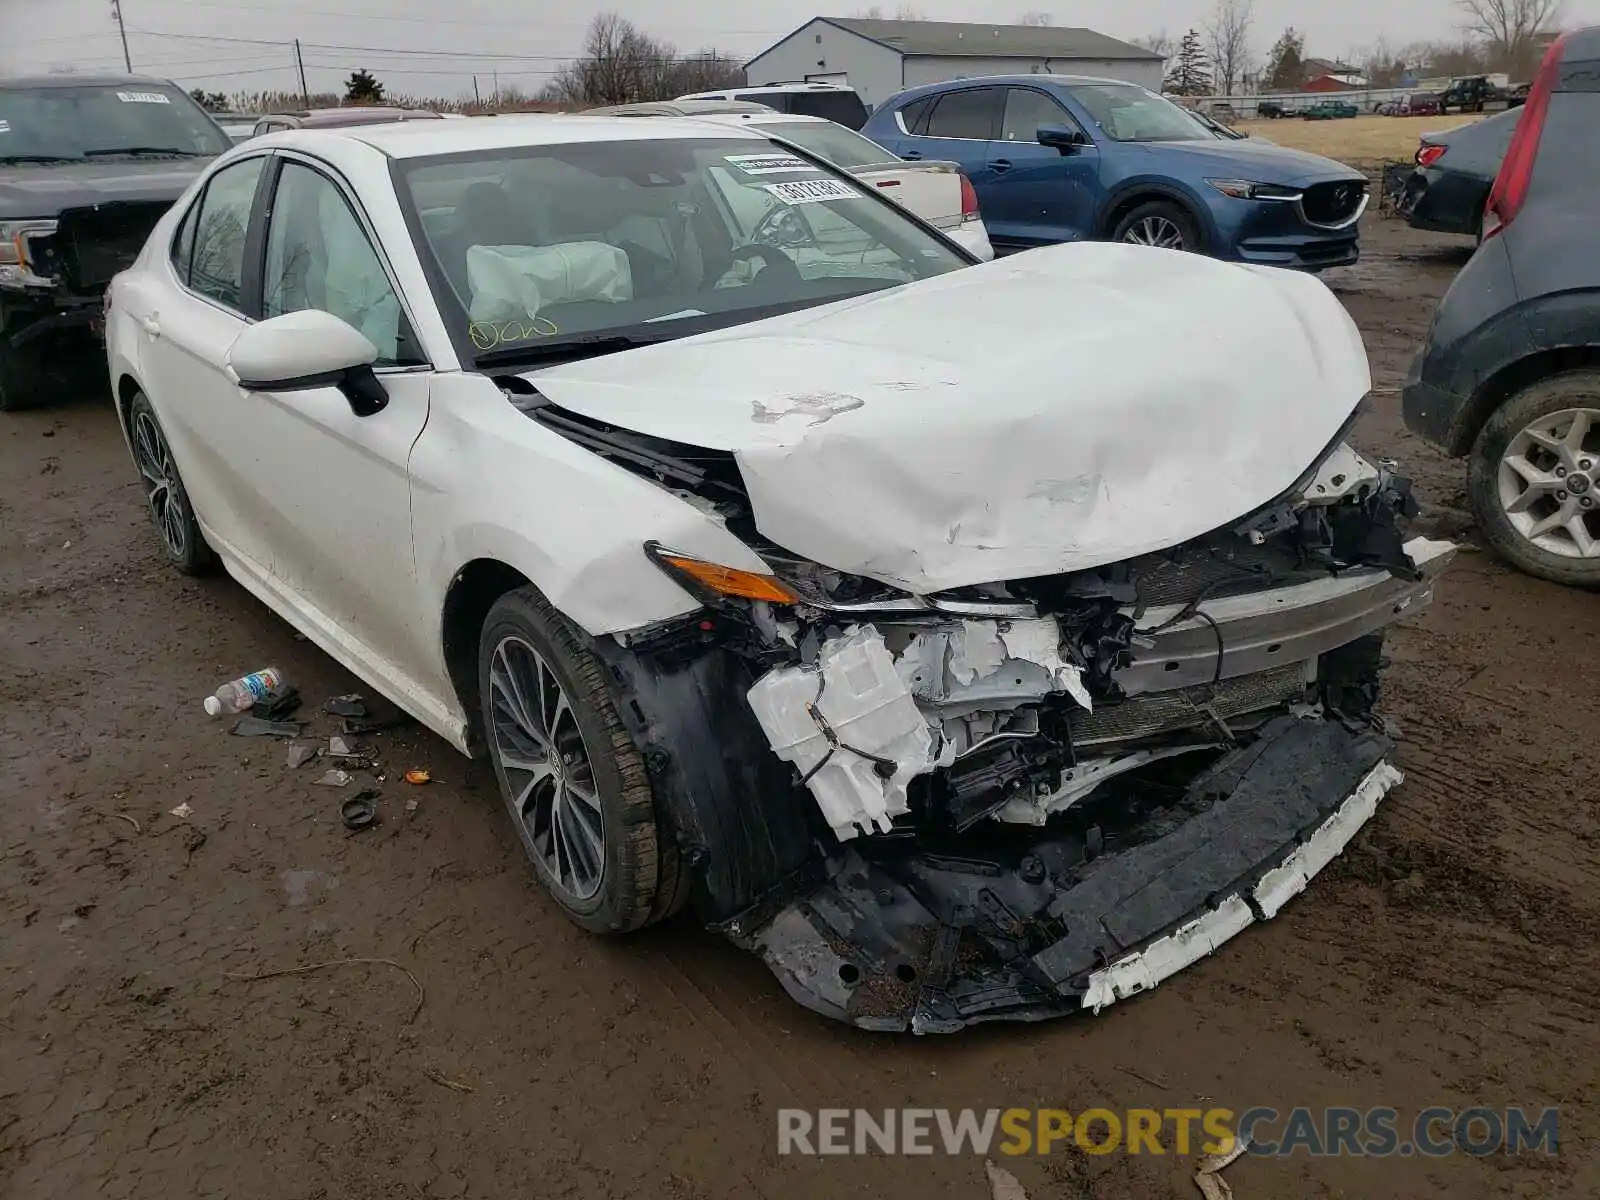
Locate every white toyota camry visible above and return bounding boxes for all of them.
[106,116,1455,1033]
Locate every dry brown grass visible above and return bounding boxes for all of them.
[1234,113,1487,167]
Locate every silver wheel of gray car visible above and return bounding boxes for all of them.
[1496,407,1600,558]
[1111,200,1201,254]
[488,634,607,902]
[1123,215,1188,249]
[1469,371,1600,587]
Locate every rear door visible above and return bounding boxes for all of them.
[898,86,1004,194]
[983,85,1100,249]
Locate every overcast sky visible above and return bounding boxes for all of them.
[5,0,1597,102]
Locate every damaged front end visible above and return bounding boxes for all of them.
[532,392,1455,1032]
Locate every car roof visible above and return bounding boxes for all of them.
[580,99,777,118]
[682,83,856,95]
[0,72,182,90]
[885,72,1150,101]
[257,114,774,159]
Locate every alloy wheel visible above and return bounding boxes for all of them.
[487,635,607,902]
[1122,216,1188,250]
[131,409,189,560]
[1497,406,1600,559]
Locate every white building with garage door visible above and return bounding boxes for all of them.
[744,17,1165,108]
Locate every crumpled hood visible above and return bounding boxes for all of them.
[0,159,211,218]
[526,241,1371,593]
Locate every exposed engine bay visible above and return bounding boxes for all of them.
[513,384,1456,1031]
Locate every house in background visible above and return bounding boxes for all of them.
[743,17,1165,107]
[1302,71,1371,91]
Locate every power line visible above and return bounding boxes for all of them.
[122,0,787,38]
[121,28,747,64]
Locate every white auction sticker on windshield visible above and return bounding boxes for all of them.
[724,152,812,175]
[764,178,857,205]
[116,90,171,104]
[0,121,9,134]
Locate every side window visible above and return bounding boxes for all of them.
[262,160,422,367]
[169,200,196,285]
[1000,88,1073,142]
[924,88,1003,140]
[898,96,935,134]
[188,156,265,311]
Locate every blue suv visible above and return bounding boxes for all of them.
[861,75,1371,270]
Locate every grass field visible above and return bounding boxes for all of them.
[1233,113,1488,166]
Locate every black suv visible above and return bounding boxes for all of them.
[0,74,230,410]
[1403,28,1600,586]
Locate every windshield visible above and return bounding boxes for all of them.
[0,83,232,160]
[1064,83,1212,143]
[764,120,899,169]
[396,135,968,365]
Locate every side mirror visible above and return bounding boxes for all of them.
[227,309,388,417]
[1035,124,1085,153]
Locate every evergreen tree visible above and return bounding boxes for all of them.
[1265,28,1306,91]
[344,69,386,105]
[1164,29,1214,95]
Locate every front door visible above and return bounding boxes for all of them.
[982,86,1101,250]
[225,154,435,677]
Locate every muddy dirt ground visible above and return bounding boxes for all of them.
[3,215,1598,1200]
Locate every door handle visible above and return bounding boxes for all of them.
[137,312,161,338]
[902,149,923,160]
[990,159,1013,173]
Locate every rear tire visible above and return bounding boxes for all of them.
[477,587,688,934]
[1468,370,1600,587]
[1112,200,1202,253]
[126,391,215,575]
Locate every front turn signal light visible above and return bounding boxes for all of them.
[647,544,801,605]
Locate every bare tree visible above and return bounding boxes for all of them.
[1132,31,1176,59]
[1456,0,1562,75]
[1205,0,1255,96]
[542,13,739,107]
[1016,11,1053,25]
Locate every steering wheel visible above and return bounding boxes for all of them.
[752,203,819,252]
[728,243,803,287]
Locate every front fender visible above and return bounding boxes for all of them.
[413,373,770,639]
[1094,174,1221,246]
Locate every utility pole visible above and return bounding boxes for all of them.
[473,75,481,106]
[294,39,310,106]
[110,0,133,73]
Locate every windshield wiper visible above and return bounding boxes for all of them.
[475,332,675,368]
[83,146,205,158]
[0,154,83,164]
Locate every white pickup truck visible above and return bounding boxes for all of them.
[580,100,995,261]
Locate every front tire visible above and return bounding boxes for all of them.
[1468,370,1600,587]
[1112,200,1201,253]
[127,391,215,575]
[477,587,686,933]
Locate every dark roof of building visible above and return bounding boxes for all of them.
[818,18,1161,61]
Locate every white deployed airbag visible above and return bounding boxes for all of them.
[467,241,633,325]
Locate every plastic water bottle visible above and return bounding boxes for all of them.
[203,667,284,717]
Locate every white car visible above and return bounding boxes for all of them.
[105,116,1454,1033]
[580,100,994,261]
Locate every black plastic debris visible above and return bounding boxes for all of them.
[254,684,302,722]
[341,790,379,831]
[231,716,304,738]
[325,694,367,719]
[325,692,409,734]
